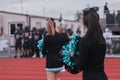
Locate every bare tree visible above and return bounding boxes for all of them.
[75,11,83,21]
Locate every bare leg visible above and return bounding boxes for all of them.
[14,50,17,58]
[19,49,23,57]
[110,48,113,55]
[55,72,60,80]
[47,72,56,80]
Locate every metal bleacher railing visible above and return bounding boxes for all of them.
[105,35,120,55]
[103,10,120,56]
[103,10,120,27]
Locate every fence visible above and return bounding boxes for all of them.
[104,10,120,27]
[105,35,120,55]
[0,37,11,58]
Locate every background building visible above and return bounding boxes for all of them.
[0,11,80,46]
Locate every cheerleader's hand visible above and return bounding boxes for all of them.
[47,19,54,28]
[70,51,74,57]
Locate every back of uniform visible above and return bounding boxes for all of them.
[32,30,39,42]
[32,30,40,57]
[14,30,22,51]
[23,30,30,50]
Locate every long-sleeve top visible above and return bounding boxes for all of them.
[77,37,108,80]
[42,32,69,68]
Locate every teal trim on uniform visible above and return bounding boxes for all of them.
[46,66,65,72]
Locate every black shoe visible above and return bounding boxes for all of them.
[20,55,23,58]
[25,54,28,57]
[14,55,17,58]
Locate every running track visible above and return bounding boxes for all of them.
[0,58,120,80]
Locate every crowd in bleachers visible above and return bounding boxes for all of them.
[104,2,120,27]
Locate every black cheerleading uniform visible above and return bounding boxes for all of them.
[23,31,30,49]
[32,30,39,56]
[14,31,22,50]
[76,37,108,80]
[42,32,69,72]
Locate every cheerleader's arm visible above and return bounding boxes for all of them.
[41,37,48,57]
[76,38,88,71]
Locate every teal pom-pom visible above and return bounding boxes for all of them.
[60,34,81,67]
[37,39,43,51]
[37,39,46,57]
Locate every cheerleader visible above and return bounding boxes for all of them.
[75,7,108,80]
[38,18,69,80]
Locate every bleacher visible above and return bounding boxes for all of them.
[104,10,120,35]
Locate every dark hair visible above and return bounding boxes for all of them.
[32,27,37,31]
[83,8,105,44]
[25,26,30,31]
[46,17,54,21]
[83,6,99,13]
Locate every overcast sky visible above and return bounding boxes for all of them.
[0,0,120,20]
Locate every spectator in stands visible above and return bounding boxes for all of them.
[103,28,113,55]
[75,7,108,80]
[42,18,69,80]
[14,27,22,58]
[116,10,120,27]
[104,2,109,14]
